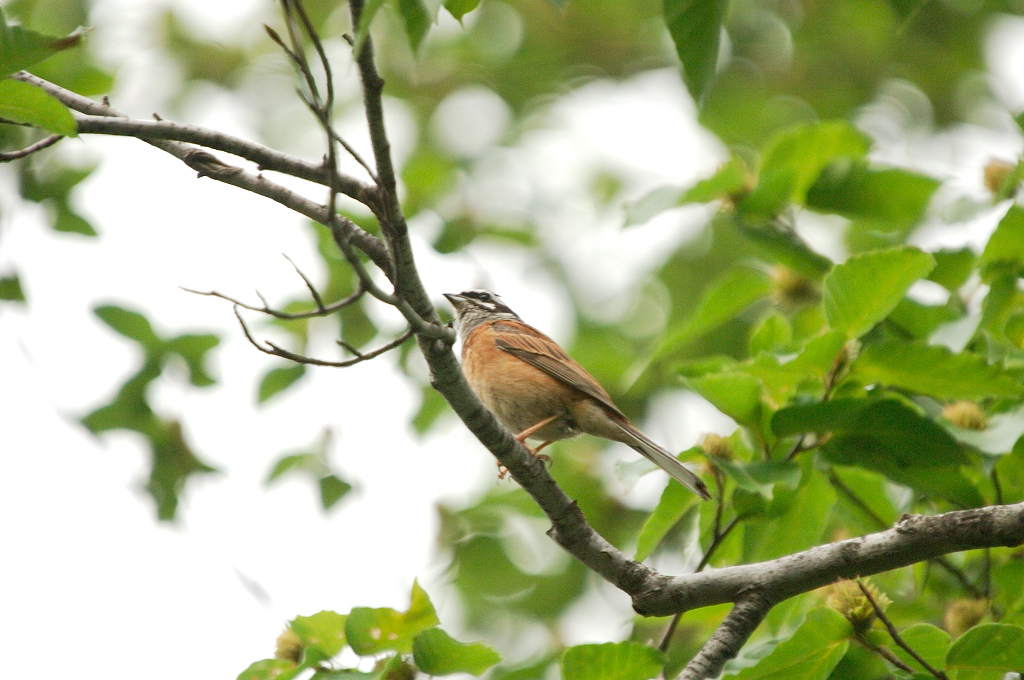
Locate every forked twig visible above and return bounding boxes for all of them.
[234,305,413,367]
[182,253,367,320]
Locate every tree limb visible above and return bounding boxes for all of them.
[12,71,378,208]
[679,593,774,680]
[633,503,1024,617]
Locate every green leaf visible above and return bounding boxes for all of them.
[0,273,25,302]
[742,121,870,218]
[687,372,763,427]
[773,398,970,467]
[743,466,833,561]
[562,641,664,680]
[624,185,685,227]
[236,659,300,680]
[346,581,440,655]
[656,266,772,359]
[662,0,729,104]
[625,158,748,226]
[0,78,76,136]
[822,246,935,338]
[258,364,306,403]
[412,385,449,434]
[0,9,86,77]
[146,418,219,521]
[888,624,949,674]
[165,333,220,387]
[684,157,748,203]
[928,248,977,292]
[717,459,800,499]
[888,298,962,339]
[749,312,792,355]
[267,453,324,483]
[94,305,164,352]
[396,0,431,52]
[290,611,348,665]
[946,623,1024,671]
[773,398,980,506]
[727,608,851,680]
[850,341,1023,400]
[413,628,502,676]
[635,473,699,561]
[443,0,480,22]
[19,161,97,236]
[319,475,353,511]
[805,162,939,234]
[980,205,1024,274]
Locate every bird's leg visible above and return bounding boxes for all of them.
[514,416,557,466]
[515,415,558,443]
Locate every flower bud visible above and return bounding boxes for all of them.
[942,401,987,430]
[274,628,303,663]
[826,579,890,633]
[701,433,733,459]
[984,159,1015,195]
[943,598,988,638]
[770,266,820,307]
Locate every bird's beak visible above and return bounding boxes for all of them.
[443,293,464,308]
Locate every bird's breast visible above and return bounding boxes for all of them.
[461,324,579,440]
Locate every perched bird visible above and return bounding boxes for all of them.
[444,289,710,500]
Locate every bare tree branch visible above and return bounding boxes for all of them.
[829,470,984,598]
[634,503,1024,618]
[13,71,378,208]
[0,133,63,161]
[678,593,773,680]
[233,305,413,367]
[11,72,392,274]
[183,281,365,320]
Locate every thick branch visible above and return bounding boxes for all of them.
[347,0,434,328]
[14,72,375,205]
[11,71,392,273]
[73,114,378,207]
[679,594,774,680]
[633,503,1024,617]
[13,71,378,208]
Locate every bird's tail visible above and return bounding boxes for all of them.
[613,422,711,500]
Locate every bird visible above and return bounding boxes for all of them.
[444,289,711,500]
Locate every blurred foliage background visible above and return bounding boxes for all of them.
[4,0,1024,678]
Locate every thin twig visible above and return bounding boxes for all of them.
[283,254,326,310]
[659,466,740,657]
[183,283,364,320]
[0,133,63,161]
[695,517,740,573]
[857,580,951,680]
[234,305,412,367]
[330,127,377,182]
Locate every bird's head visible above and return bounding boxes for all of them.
[443,289,520,340]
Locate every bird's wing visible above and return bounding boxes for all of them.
[491,321,626,418]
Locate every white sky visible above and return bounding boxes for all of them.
[1,2,1023,679]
